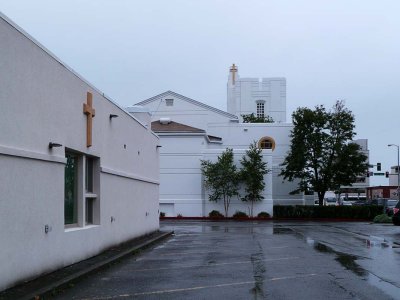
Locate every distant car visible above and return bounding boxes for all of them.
[352,200,367,206]
[324,197,337,206]
[392,201,400,226]
[339,196,366,206]
[341,199,353,206]
[385,200,399,216]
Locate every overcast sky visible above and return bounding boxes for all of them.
[1,0,399,186]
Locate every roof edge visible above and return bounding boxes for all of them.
[0,12,156,136]
[135,91,239,120]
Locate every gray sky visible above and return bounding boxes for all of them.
[1,0,399,186]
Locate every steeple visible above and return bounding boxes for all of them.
[229,64,238,85]
[227,64,238,115]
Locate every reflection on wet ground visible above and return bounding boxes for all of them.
[312,241,367,277]
[272,224,400,300]
[161,221,400,299]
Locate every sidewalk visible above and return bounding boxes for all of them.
[0,230,173,300]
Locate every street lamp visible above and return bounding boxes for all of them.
[388,144,400,201]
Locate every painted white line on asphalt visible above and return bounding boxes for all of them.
[132,256,300,272]
[79,273,317,299]
[155,246,290,256]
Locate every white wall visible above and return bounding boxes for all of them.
[158,135,205,217]
[227,72,286,123]
[156,126,294,217]
[0,15,159,291]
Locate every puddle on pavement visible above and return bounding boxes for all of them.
[312,241,367,276]
[273,227,293,234]
[309,237,400,299]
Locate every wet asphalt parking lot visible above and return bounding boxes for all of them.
[55,220,400,299]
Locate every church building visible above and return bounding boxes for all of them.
[0,13,159,291]
[132,65,303,217]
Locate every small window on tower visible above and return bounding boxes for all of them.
[257,103,264,118]
[165,99,174,106]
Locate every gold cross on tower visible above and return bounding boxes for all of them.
[83,92,95,147]
[230,64,238,85]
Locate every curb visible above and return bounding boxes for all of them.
[0,231,173,300]
[160,217,372,222]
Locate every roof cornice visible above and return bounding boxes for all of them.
[135,91,238,120]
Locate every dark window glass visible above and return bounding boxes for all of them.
[86,198,95,225]
[65,152,78,224]
[85,157,94,193]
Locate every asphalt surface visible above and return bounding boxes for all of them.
[50,220,400,300]
[0,231,172,300]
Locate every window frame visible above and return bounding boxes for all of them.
[258,136,276,151]
[64,149,100,228]
[256,102,265,118]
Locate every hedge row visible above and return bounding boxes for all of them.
[273,205,384,220]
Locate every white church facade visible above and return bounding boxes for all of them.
[0,13,160,291]
[132,65,304,217]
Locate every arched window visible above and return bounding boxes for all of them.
[258,136,275,151]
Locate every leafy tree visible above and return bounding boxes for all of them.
[240,142,270,217]
[280,100,368,205]
[241,113,274,123]
[201,148,240,217]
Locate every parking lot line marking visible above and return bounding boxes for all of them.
[154,246,290,257]
[78,274,317,299]
[132,256,300,272]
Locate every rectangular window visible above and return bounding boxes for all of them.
[257,103,264,118]
[65,152,78,225]
[165,99,174,106]
[86,197,95,225]
[65,151,100,227]
[85,156,94,193]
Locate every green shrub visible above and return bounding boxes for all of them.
[373,214,392,223]
[159,212,166,218]
[257,211,270,218]
[176,214,183,218]
[232,211,249,219]
[208,210,224,218]
[273,205,383,220]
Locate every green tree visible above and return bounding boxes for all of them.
[240,142,270,217]
[241,113,274,123]
[280,100,368,205]
[201,148,240,217]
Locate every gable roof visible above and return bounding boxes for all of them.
[151,121,205,133]
[151,120,223,144]
[136,91,238,120]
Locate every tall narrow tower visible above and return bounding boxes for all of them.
[227,64,238,115]
[226,64,286,123]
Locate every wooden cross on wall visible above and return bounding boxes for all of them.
[83,92,95,147]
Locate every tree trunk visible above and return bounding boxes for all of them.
[318,191,325,206]
[224,195,228,217]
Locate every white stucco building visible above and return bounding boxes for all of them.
[132,65,303,217]
[0,13,159,291]
[227,64,286,123]
[340,139,370,197]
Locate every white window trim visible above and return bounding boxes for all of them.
[64,152,100,229]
